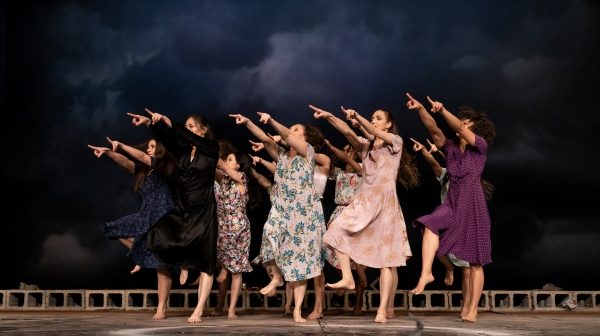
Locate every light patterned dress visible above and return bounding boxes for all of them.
[215,173,253,273]
[263,145,325,281]
[324,135,412,268]
[325,167,362,269]
[254,183,277,265]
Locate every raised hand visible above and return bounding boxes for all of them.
[426,96,444,113]
[249,140,265,152]
[410,138,425,152]
[405,93,424,111]
[309,105,331,119]
[87,144,110,158]
[105,137,121,151]
[426,139,438,152]
[228,114,249,125]
[267,133,282,143]
[249,154,261,166]
[324,139,331,147]
[127,112,150,127]
[144,108,163,124]
[256,112,271,124]
[341,106,357,120]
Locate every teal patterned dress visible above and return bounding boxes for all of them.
[263,145,325,281]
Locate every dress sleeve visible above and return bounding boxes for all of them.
[149,122,184,158]
[169,121,219,159]
[473,135,488,155]
[389,134,403,154]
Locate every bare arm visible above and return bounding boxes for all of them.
[250,154,277,174]
[217,159,245,185]
[436,104,477,146]
[310,105,363,149]
[344,107,397,145]
[325,140,362,173]
[106,137,152,167]
[259,112,309,157]
[251,168,272,190]
[229,114,279,160]
[410,138,443,178]
[315,153,331,175]
[88,145,135,174]
[406,93,445,148]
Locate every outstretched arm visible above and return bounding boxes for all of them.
[310,105,363,149]
[432,99,477,146]
[410,138,443,178]
[106,137,152,167]
[258,112,309,157]
[251,168,272,190]
[325,140,362,174]
[343,107,396,145]
[250,154,276,174]
[217,159,245,185]
[406,93,445,148]
[87,145,135,174]
[229,114,279,160]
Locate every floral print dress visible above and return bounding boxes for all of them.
[263,145,325,281]
[215,173,253,273]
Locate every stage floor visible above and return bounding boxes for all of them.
[1,310,598,335]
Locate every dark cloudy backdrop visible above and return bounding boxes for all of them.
[2,0,599,291]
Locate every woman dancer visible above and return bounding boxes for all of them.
[214,151,257,319]
[229,112,325,323]
[87,138,175,319]
[311,105,418,323]
[406,94,495,323]
[128,109,219,323]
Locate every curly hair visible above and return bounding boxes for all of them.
[376,110,420,189]
[456,106,496,146]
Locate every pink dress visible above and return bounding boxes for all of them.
[323,135,412,268]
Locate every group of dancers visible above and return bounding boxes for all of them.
[88,93,496,324]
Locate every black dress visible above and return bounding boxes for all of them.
[146,121,219,275]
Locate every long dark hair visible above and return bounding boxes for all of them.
[134,139,177,193]
[232,151,262,211]
[188,114,215,140]
[374,110,420,190]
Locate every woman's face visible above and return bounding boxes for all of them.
[185,117,207,137]
[225,153,240,171]
[290,124,306,141]
[146,139,157,157]
[370,110,391,132]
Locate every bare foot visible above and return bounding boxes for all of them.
[374,311,387,323]
[293,311,306,323]
[130,265,141,274]
[216,267,228,283]
[209,309,223,317]
[283,307,292,316]
[307,310,323,320]
[179,268,188,285]
[410,274,435,294]
[187,310,202,323]
[444,268,454,286]
[386,308,395,319]
[460,306,469,320]
[325,278,355,290]
[152,310,166,320]
[462,310,477,323]
[260,276,283,296]
[227,312,238,319]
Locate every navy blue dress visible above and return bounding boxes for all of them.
[104,165,175,269]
